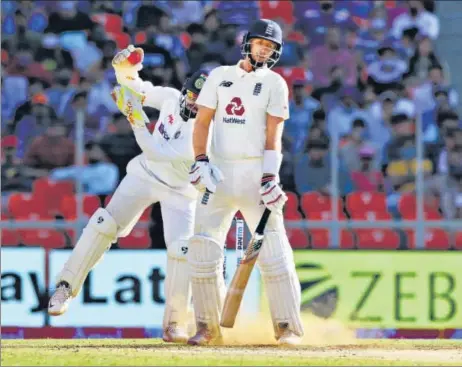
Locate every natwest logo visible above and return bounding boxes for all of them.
[225,97,245,116]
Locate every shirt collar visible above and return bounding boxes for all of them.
[235,60,269,78]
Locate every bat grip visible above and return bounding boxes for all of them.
[255,208,271,235]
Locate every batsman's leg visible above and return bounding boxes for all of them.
[49,171,154,316]
[241,205,304,346]
[187,193,236,346]
[160,195,196,343]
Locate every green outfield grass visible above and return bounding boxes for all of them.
[2,339,461,366]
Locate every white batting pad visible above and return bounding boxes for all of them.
[57,208,118,297]
[257,231,304,338]
[188,235,226,332]
[163,240,191,329]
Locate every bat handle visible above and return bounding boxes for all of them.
[255,208,271,235]
[201,189,212,205]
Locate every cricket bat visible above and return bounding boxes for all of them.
[220,208,271,328]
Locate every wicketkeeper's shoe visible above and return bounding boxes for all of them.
[277,330,302,347]
[48,281,72,316]
[162,323,189,344]
[187,322,223,346]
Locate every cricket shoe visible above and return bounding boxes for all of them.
[187,322,223,346]
[163,323,189,344]
[48,281,72,316]
[277,330,302,347]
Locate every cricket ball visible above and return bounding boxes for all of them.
[127,50,142,65]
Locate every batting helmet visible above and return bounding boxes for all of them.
[179,69,208,121]
[241,19,283,70]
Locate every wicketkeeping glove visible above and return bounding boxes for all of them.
[111,85,148,129]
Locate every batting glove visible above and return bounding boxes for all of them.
[259,174,287,212]
[189,155,224,193]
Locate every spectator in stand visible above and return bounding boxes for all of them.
[1,136,34,193]
[294,0,353,48]
[99,112,142,181]
[357,7,389,66]
[367,41,408,95]
[350,146,385,192]
[276,18,305,67]
[157,0,204,28]
[44,1,95,34]
[142,7,189,84]
[45,67,77,118]
[311,25,357,88]
[391,0,439,41]
[23,119,75,173]
[311,65,344,109]
[413,64,459,113]
[406,34,440,83]
[294,138,352,196]
[35,33,75,72]
[340,118,379,172]
[49,141,118,195]
[185,23,208,72]
[398,26,420,60]
[385,112,433,210]
[327,86,369,142]
[6,42,53,86]
[426,145,462,220]
[284,80,320,155]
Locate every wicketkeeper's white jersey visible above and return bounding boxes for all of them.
[196,60,290,160]
[120,77,197,198]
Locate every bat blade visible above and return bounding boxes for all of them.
[220,209,271,328]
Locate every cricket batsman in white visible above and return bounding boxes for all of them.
[187,19,303,346]
[48,45,222,343]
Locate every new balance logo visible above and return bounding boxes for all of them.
[219,81,233,87]
[97,217,104,224]
[253,83,262,96]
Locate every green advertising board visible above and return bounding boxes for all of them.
[294,251,462,329]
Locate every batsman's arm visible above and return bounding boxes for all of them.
[193,106,215,157]
[263,75,289,176]
[192,67,221,157]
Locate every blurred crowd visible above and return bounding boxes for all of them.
[2,0,462,248]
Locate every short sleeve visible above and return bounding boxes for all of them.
[267,74,290,120]
[195,67,222,110]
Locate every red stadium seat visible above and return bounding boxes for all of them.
[350,211,392,221]
[33,178,74,215]
[301,192,343,217]
[284,209,302,220]
[15,213,65,248]
[60,195,101,219]
[346,191,387,215]
[309,229,355,249]
[285,191,299,212]
[398,193,440,218]
[273,66,307,98]
[356,229,400,249]
[287,228,309,249]
[454,231,462,250]
[118,227,151,249]
[406,229,450,250]
[258,0,294,24]
[307,211,354,249]
[8,193,48,219]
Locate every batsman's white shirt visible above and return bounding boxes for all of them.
[196,60,289,160]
